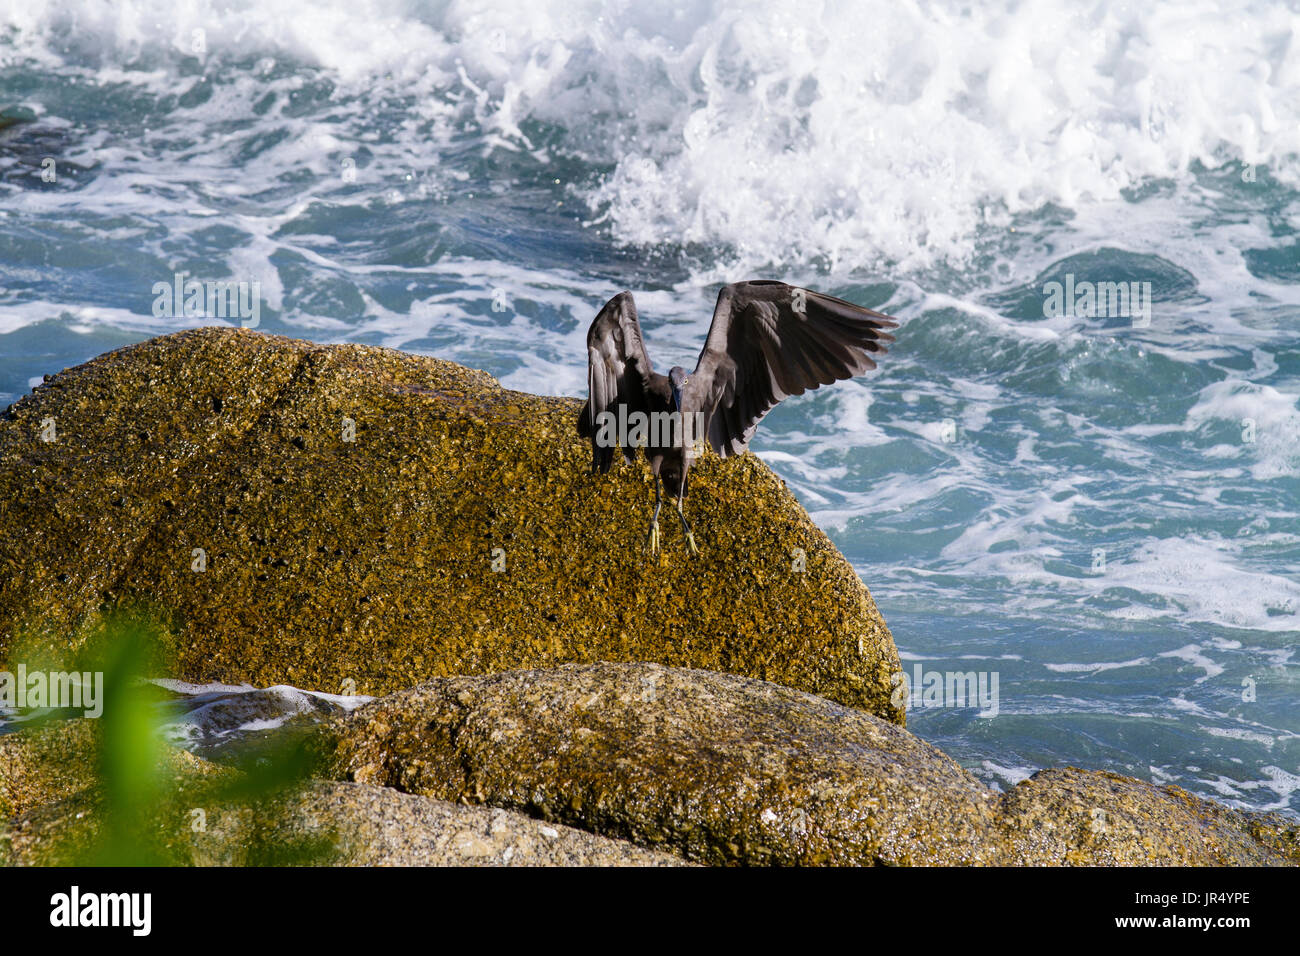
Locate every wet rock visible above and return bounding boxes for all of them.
[198,781,688,867]
[2,776,686,867]
[0,719,100,819]
[0,327,901,722]
[155,682,368,763]
[325,662,1001,865]
[0,737,229,866]
[325,662,1298,866]
[997,767,1300,866]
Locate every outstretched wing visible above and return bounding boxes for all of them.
[683,280,898,458]
[577,291,656,472]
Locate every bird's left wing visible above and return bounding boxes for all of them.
[683,280,898,458]
[577,291,656,472]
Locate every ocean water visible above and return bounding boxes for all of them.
[1,0,1297,817]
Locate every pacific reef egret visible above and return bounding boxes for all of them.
[577,280,899,554]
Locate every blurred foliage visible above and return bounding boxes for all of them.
[3,612,339,866]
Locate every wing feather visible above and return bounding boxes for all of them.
[576,291,655,471]
[684,280,898,457]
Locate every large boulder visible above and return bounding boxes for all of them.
[0,328,901,721]
[324,662,1298,866]
[328,662,1001,865]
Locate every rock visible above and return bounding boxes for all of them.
[196,781,688,866]
[0,720,101,819]
[155,683,366,763]
[0,730,232,866]
[997,767,1300,866]
[2,778,685,867]
[0,327,901,722]
[324,662,1298,866]
[324,662,1002,865]
[0,715,682,866]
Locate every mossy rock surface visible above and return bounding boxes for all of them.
[326,662,1003,865]
[997,767,1300,866]
[0,729,231,866]
[0,327,900,721]
[0,720,101,820]
[325,662,1298,867]
[0,716,681,867]
[3,776,685,867]
[229,780,687,866]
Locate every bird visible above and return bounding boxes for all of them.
[577,280,899,555]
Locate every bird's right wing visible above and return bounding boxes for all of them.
[684,280,898,457]
[577,291,656,472]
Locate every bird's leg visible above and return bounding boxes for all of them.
[675,494,698,555]
[645,475,662,556]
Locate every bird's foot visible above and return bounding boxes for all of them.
[675,504,698,555]
[645,521,661,555]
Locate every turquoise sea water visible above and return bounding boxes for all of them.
[1,1,1297,816]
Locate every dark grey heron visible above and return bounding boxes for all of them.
[578,280,898,554]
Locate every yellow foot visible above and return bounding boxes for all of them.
[645,521,661,555]
[685,531,698,555]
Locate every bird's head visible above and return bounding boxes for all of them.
[668,366,689,410]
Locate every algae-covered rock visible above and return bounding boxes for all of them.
[0,713,680,866]
[325,662,1002,865]
[997,767,1300,866]
[0,732,233,866]
[4,778,686,867]
[0,327,901,722]
[0,720,101,819]
[324,662,1298,867]
[206,781,688,866]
